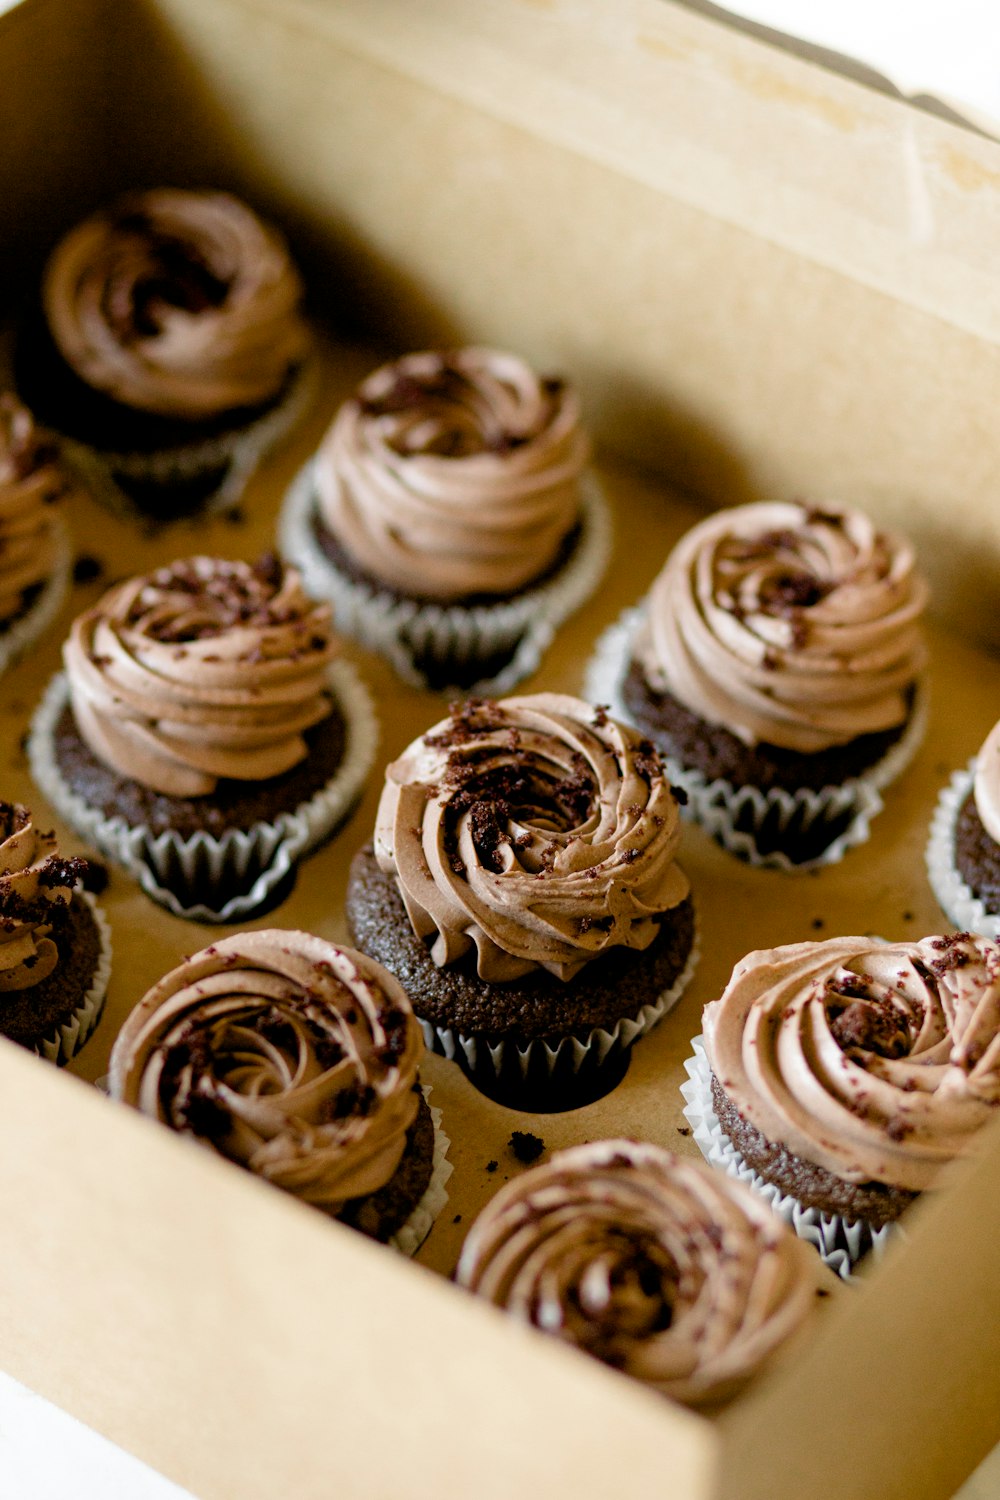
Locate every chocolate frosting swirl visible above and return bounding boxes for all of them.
[705,933,1000,1192]
[109,930,424,1213]
[973,719,1000,845]
[63,556,336,796]
[0,395,69,625]
[637,501,927,752]
[43,189,310,419]
[456,1139,815,1406]
[375,694,690,983]
[0,802,82,994]
[314,347,589,601]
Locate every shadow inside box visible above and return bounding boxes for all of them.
[436,1031,632,1114]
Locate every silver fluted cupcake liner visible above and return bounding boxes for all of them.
[389,1088,453,1258]
[56,354,319,522]
[279,461,612,695]
[926,760,1000,939]
[35,890,113,1066]
[28,657,378,923]
[585,604,927,871]
[0,514,72,678]
[680,1037,897,1281]
[422,919,699,1084]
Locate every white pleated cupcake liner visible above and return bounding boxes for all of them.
[680,1037,897,1281]
[279,462,612,695]
[0,514,72,677]
[35,889,113,1066]
[423,918,699,1083]
[56,355,318,522]
[389,1088,453,1258]
[925,760,1000,939]
[585,604,927,871]
[28,656,378,923]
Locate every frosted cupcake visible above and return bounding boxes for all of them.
[280,347,610,691]
[0,800,111,1064]
[586,500,928,867]
[109,931,450,1250]
[29,554,376,922]
[347,694,696,1103]
[17,189,314,520]
[0,394,73,674]
[682,932,1000,1275]
[456,1139,816,1407]
[927,717,1000,939]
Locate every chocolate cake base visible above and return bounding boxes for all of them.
[0,893,103,1055]
[954,789,1000,915]
[710,1073,916,1230]
[50,700,347,841]
[338,1087,436,1243]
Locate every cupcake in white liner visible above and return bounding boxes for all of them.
[279,347,611,694]
[16,188,315,523]
[682,932,1000,1278]
[927,720,1000,939]
[456,1138,818,1407]
[0,394,76,675]
[109,931,450,1250]
[346,694,697,1107]
[0,801,112,1066]
[585,501,929,869]
[28,555,377,923]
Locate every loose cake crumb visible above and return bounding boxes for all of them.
[73,554,105,585]
[485,1160,498,1174]
[509,1131,545,1164]
[676,1126,691,1137]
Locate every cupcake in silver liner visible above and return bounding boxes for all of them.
[0,801,112,1066]
[347,694,697,1107]
[279,347,611,694]
[685,929,1000,1278]
[681,1039,895,1281]
[927,724,1000,939]
[16,188,315,523]
[586,604,927,870]
[108,930,448,1247]
[456,1138,818,1407]
[28,555,377,923]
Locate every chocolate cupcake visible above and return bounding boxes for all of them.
[927,718,1000,939]
[280,347,610,692]
[29,554,376,921]
[108,930,450,1250]
[346,694,696,1104]
[0,394,74,673]
[16,189,314,521]
[0,800,111,1064]
[456,1138,816,1407]
[586,500,928,867]
[682,932,1000,1276]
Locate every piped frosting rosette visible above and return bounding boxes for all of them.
[39,188,315,514]
[374,694,696,1079]
[586,501,928,867]
[0,802,111,1064]
[456,1139,816,1406]
[0,395,72,673]
[681,933,1000,1275]
[109,931,449,1249]
[281,348,610,692]
[927,720,1000,939]
[30,556,377,922]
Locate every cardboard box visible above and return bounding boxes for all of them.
[1,2,1000,1496]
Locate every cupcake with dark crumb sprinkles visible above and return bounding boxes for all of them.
[16,188,314,521]
[347,693,696,1103]
[29,553,375,922]
[586,499,928,867]
[280,346,610,692]
[108,930,450,1250]
[0,394,74,674]
[0,800,111,1064]
[927,717,1000,939]
[682,931,1000,1276]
